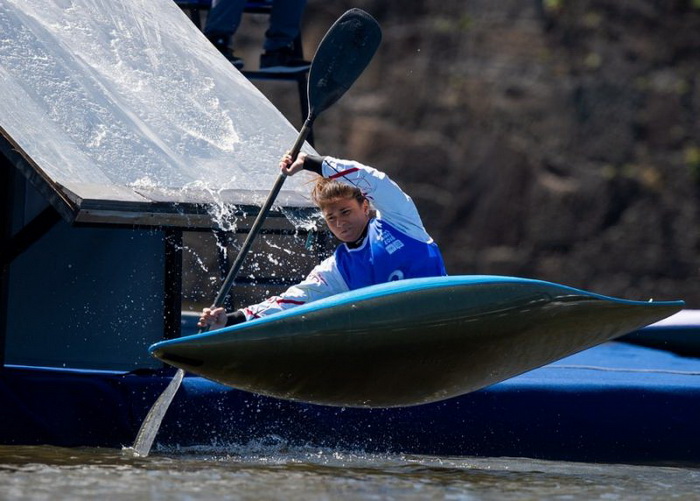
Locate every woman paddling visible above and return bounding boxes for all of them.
[198,153,447,330]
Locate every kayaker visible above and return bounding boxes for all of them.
[198,152,447,330]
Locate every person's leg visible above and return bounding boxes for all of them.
[204,0,246,38]
[204,0,246,68]
[263,0,307,52]
[259,0,310,72]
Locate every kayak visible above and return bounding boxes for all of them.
[150,275,684,407]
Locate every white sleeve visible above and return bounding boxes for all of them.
[321,157,433,243]
[240,254,349,320]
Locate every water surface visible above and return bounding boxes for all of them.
[1,444,698,500]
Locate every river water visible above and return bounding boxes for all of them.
[1,444,698,500]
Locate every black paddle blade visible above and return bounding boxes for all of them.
[307,9,382,120]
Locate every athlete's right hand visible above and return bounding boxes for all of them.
[197,307,227,331]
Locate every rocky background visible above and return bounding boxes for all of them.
[227,0,699,307]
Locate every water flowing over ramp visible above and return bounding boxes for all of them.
[0,0,316,227]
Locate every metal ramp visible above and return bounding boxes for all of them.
[0,0,317,228]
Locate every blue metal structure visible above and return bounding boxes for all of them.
[2,337,700,463]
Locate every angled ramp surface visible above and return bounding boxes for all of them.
[151,275,684,407]
[0,0,316,226]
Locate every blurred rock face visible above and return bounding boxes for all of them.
[243,0,700,305]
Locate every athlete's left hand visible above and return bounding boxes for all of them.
[280,152,307,176]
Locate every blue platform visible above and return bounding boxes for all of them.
[2,340,699,463]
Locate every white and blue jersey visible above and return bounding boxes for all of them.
[240,157,447,321]
[334,217,445,289]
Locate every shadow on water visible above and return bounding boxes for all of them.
[1,443,699,500]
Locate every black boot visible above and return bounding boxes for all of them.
[206,34,244,70]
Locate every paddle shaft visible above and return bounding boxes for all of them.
[210,117,314,311]
[131,8,382,457]
[208,6,383,317]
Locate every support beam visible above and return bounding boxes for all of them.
[0,153,13,367]
[163,228,183,340]
[0,207,61,266]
